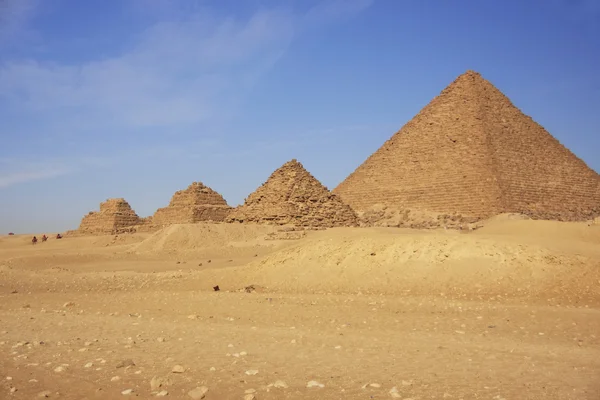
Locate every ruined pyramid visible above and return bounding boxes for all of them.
[333,70,600,222]
[152,182,232,226]
[77,198,141,235]
[226,159,358,227]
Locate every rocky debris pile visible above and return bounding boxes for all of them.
[152,182,232,226]
[226,159,358,228]
[358,205,482,230]
[334,70,600,223]
[75,198,142,235]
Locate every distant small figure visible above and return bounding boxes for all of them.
[213,285,220,292]
[41,235,48,242]
[56,233,62,239]
[32,236,38,245]
[8,232,14,236]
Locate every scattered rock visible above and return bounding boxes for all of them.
[389,386,402,398]
[84,362,93,368]
[38,391,52,398]
[121,389,134,395]
[245,389,257,394]
[307,381,324,388]
[10,387,17,393]
[172,365,185,373]
[63,302,75,308]
[245,369,259,376]
[111,376,121,382]
[273,380,288,389]
[188,386,209,399]
[243,394,255,400]
[116,359,135,368]
[156,390,169,397]
[187,315,199,320]
[151,376,171,390]
[53,366,66,373]
[157,337,165,343]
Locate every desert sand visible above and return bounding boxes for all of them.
[1,216,599,400]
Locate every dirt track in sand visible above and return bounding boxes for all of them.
[1,217,599,399]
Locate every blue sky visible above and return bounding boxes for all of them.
[1,0,599,233]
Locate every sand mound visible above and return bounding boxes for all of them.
[204,227,599,301]
[132,223,282,254]
[477,215,600,244]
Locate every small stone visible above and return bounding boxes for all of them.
[209,367,216,371]
[10,387,17,393]
[245,369,259,376]
[389,386,402,398]
[157,337,165,343]
[156,390,169,397]
[273,380,288,388]
[239,351,247,356]
[38,391,52,398]
[369,383,381,388]
[63,302,75,308]
[245,389,257,394]
[151,376,172,390]
[187,315,199,320]
[121,389,134,395]
[78,348,88,352]
[307,380,324,388]
[54,366,66,372]
[243,394,255,400]
[84,362,93,368]
[111,376,120,382]
[116,359,135,368]
[172,365,185,373]
[187,386,209,399]
[6,377,12,380]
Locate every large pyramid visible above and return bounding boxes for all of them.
[226,159,358,227]
[152,182,232,226]
[333,70,600,221]
[77,198,142,235]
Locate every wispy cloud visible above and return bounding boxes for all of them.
[0,165,70,188]
[0,0,373,176]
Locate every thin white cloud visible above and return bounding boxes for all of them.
[0,7,295,128]
[0,166,70,188]
[0,0,374,176]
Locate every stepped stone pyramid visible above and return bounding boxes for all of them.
[152,182,232,226]
[77,198,141,235]
[334,70,600,221]
[226,159,358,227]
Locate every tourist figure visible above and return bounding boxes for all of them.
[41,234,48,242]
[32,236,38,245]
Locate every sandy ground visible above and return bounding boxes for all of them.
[1,217,599,399]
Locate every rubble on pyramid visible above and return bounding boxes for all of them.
[226,159,358,228]
[151,182,232,226]
[334,70,600,223]
[76,198,142,235]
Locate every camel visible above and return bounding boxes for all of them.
[32,236,38,245]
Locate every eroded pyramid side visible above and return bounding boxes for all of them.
[152,182,232,226]
[226,159,358,227]
[77,198,142,235]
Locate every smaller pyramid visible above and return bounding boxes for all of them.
[152,182,231,225]
[77,198,141,235]
[226,159,358,227]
